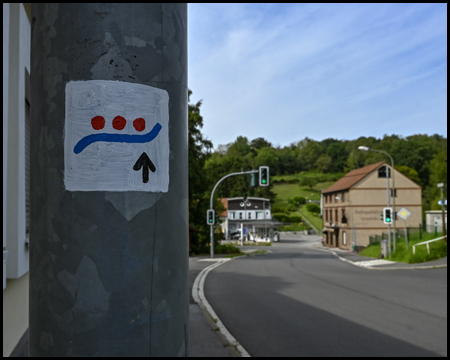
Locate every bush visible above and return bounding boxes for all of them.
[215,244,241,254]
[287,204,298,212]
[272,207,289,214]
[273,213,302,223]
[288,215,302,223]
[306,202,321,214]
[279,224,306,231]
[293,196,306,204]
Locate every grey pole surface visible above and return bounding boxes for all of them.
[30,4,188,357]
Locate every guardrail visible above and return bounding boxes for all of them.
[412,235,447,255]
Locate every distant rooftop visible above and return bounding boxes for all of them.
[322,161,385,194]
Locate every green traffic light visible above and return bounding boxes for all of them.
[262,179,267,184]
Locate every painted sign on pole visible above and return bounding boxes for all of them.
[64,80,169,192]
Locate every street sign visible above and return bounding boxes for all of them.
[397,207,411,221]
[64,80,169,192]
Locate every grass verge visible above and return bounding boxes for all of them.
[359,232,447,264]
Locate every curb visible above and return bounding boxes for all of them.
[314,246,447,270]
[192,257,251,357]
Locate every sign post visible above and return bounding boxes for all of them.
[30,4,188,357]
[397,207,412,250]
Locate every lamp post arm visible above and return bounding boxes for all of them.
[209,169,258,258]
[209,170,258,209]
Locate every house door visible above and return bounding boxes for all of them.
[335,231,339,247]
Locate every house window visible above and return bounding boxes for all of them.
[335,209,338,223]
[239,212,243,220]
[325,210,328,222]
[378,166,391,178]
[391,189,397,197]
[248,212,252,220]
[341,209,347,224]
[342,192,345,202]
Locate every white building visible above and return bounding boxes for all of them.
[220,197,280,240]
[3,3,31,357]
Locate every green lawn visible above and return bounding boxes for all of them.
[359,232,447,263]
[272,182,333,208]
[272,182,331,232]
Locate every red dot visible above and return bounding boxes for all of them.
[91,116,105,130]
[112,116,127,130]
[133,118,146,132]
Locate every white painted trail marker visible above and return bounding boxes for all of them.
[64,80,169,192]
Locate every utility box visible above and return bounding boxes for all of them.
[381,240,388,258]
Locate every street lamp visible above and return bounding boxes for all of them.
[358,146,397,254]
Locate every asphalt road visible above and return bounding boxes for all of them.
[204,235,448,357]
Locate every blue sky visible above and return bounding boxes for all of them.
[188,3,447,148]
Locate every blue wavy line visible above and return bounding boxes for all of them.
[74,123,162,154]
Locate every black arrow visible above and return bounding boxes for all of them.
[133,152,156,183]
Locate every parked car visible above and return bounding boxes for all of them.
[230,230,241,239]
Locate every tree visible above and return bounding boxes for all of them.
[395,165,422,186]
[188,90,214,252]
[255,147,279,175]
[227,136,252,157]
[326,142,349,172]
[297,138,324,171]
[299,176,319,190]
[314,154,333,173]
[250,137,272,152]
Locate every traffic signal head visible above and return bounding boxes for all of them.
[207,209,215,225]
[383,207,393,224]
[259,166,269,186]
[250,172,258,187]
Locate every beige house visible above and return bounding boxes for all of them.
[321,161,422,250]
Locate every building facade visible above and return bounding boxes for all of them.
[322,162,422,250]
[219,197,280,240]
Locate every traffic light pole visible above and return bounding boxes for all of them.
[209,170,258,259]
[30,4,188,356]
[386,166,392,258]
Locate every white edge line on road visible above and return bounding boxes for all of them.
[312,246,447,270]
[192,256,252,357]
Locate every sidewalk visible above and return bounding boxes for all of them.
[189,256,238,357]
[316,245,448,270]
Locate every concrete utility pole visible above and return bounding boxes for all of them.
[438,183,446,237]
[30,4,188,356]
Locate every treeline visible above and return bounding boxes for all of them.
[188,91,447,251]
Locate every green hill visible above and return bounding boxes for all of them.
[272,180,333,233]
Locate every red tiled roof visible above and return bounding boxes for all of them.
[219,198,228,217]
[322,161,386,194]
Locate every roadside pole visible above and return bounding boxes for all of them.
[438,183,446,238]
[30,4,188,356]
[386,166,392,258]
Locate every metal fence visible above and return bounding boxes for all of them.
[369,225,425,245]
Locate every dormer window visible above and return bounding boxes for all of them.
[378,166,391,178]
